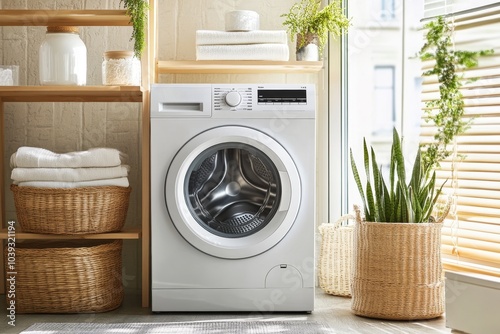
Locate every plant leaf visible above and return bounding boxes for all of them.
[350,148,368,212]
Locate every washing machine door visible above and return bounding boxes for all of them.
[165,126,301,259]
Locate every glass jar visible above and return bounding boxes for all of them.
[102,51,141,86]
[39,26,87,85]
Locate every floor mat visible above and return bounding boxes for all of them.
[21,320,332,333]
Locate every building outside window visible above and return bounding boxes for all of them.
[380,0,396,20]
[372,65,396,136]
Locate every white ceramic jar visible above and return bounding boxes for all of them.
[39,26,87,85]
[102,51,141,86]
[225,10,260,31]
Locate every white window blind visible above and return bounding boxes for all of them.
[424,0,499,18]
[421,5,500,277]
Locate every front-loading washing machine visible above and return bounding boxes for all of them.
[150,83,315,312]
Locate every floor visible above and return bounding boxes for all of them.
[1,289,456,334]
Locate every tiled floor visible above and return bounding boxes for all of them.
[1,289,452,334]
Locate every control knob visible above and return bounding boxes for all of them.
[225,91,242,107]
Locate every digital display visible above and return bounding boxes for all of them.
[257,89,307,103]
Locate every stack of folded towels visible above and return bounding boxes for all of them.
[196,10,289,61]
[10,146,129,188]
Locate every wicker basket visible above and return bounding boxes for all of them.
[11,185,131,234]
[4,239,123,313]
[318,214,355,297]
[351,206,444,320]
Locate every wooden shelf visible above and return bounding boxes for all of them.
[0,10,131,26]
[0,85,143,102]
[0,227,141,240]
[0,5,152,308]
[157,60,324,74]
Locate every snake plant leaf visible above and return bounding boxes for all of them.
[430,174,447,219]
[392,128,406,185]
[410,149,422,192]
[399,180,409,222]
[383,176,392,222]
[370,147,386,222]
[366,181,376,221]
[350,148,368,211]
[395,184,403,222]
[411,186,424,223]
[389,141,396,196]
[350,128,446,223]
[420,173,435,211]
[363,138,370,185]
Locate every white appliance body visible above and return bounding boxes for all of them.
[151,84,316,312]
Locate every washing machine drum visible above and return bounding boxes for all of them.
[187,143,280,238]
[165,126,301,259]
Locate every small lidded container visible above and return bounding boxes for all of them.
[102,51,141,86]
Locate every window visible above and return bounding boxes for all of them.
[342,0,424,214]
[381,0,396,20]
[424,0,499,18]
[421,4,500,277]
[331,0,500,279]
[373,65,396,136]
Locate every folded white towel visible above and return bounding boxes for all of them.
[196,44,289,61]
[11,165,130,182]
[10,147,128,168]
[196,30,288,45]
[14,177,130,188]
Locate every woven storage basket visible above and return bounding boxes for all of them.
[11,185,131,234]
[351,206,444,320]
[4,239,123,313]
[318,214,355,296]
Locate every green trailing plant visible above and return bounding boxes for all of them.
[120,0,149,58]
[350,128,444,223]
[419,16,493,171]
[281,0,350,53]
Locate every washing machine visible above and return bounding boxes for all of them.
[150,83,316,312]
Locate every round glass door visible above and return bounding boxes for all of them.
[165,126,301,259]
[186,143,281,238]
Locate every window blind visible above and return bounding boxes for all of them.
[424,0,499,18]
[420,6,500,277]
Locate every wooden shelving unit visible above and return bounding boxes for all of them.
[157,60,324,74]
[0,10,131,26]
[0,6,152,308]
[0,86,143,102]
[0,227,141,240]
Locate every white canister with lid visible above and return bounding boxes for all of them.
[102,51,141,86]
[225,10,260,31]
[39,26,87,86]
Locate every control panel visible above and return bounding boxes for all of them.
[150,83,315,118]
[213,84,312,112]
[214,86,253,111]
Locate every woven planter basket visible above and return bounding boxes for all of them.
[11,185,131,234]
[318,214,355,297]
[351,207,444,320]
[4,239,123,313]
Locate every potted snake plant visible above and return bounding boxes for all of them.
[349,128,448,320]
[348,16,492,320]
[281,0,350,61]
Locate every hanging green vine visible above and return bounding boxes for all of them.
[419,16,493,172]
[120,0,149,58]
